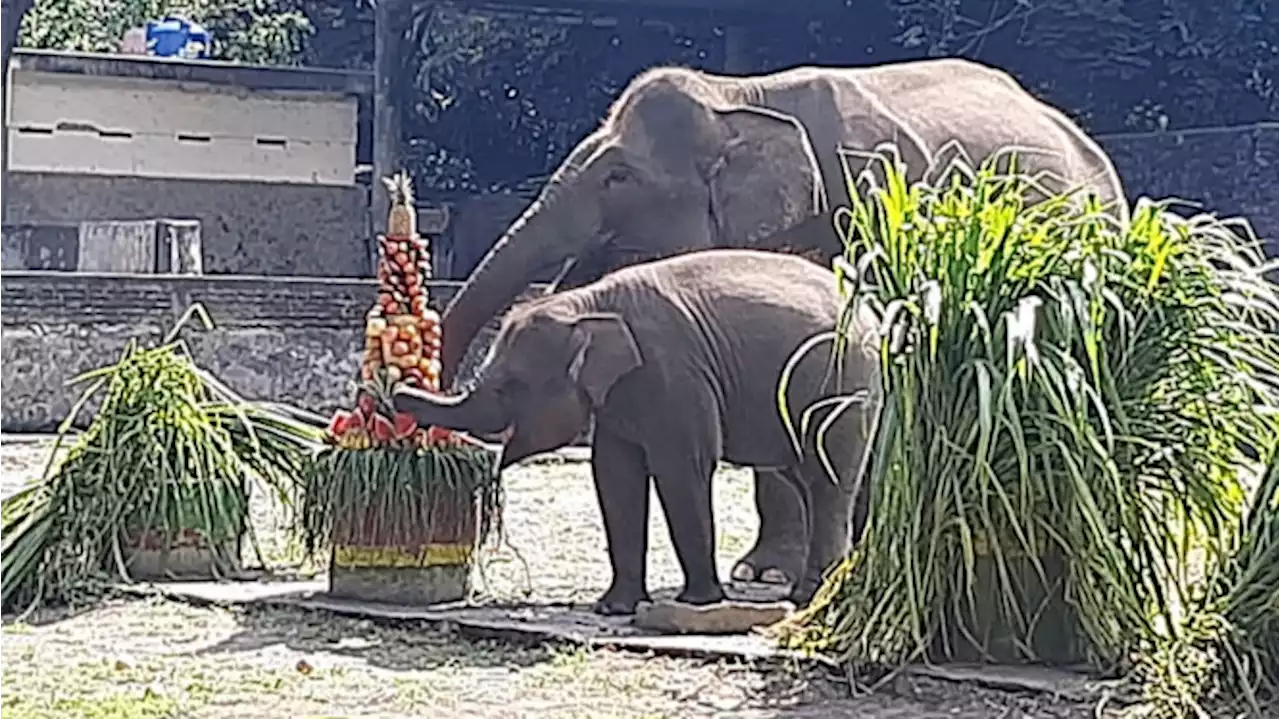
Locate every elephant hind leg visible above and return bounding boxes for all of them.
[789,398,879,606]
[730,468,810,587]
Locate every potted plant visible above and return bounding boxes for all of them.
[298,172,499,605]
[775,150,1277,677]
[1,308,319,612]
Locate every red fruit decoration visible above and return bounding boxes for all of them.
[325,171,468,450]
[393,412,417,440]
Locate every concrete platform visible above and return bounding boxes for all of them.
[129,577,806,662]
[124,577,1120,703]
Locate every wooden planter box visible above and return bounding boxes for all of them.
[931,545,1087,666]
[122,530,244,580]
[328,491,479,606]
[121,479,248,581]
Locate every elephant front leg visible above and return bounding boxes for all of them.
[650,444,726,606]
[590,428,652,616]
[730,469,810,586]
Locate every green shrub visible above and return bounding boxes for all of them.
[1140,451,1279,717]
[1,306,321,613]
[779,146,1278,700]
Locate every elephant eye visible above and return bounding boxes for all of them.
[602,166,633,189]
[501,377,528,399]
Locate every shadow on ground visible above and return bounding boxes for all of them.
[1,585,150,627]
[194,603,563,672]
[190,602,879,717]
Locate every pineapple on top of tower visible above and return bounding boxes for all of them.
[326,171,459,449]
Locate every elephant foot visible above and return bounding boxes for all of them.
[592,588,650,616]
[729,545,805,586]
[787,577,821,608]
[675,583,727,606]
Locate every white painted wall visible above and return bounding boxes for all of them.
[7,70,358,185]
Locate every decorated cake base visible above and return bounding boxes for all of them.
[329,544,472,605]
[327,495,480,605]
[307,437,497,607]
[121,477,248,580]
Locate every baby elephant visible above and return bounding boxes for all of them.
[394,249,881,615]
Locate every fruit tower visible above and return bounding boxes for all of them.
[306,172,499,607]
[327,172,459,448]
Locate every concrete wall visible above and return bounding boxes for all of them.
[7,49,369,186]
[9,71,358,185]
[1099,123,1279,252]
[0,272,529,433]
[5,172,370,276]
[1,50,374,277]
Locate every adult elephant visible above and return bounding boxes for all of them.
[440,57,1127,588]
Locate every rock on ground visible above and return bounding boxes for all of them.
[633,599,794,635]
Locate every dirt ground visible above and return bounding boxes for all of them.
[0,437,1107,719]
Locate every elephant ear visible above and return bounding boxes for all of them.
[707,105,826,244]
[568,313,643,408]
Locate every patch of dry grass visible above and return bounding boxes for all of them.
[0,597,830,719]
[1,438,1108,718]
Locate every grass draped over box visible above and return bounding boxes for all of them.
[0,307,322,613]
[297,444,500,560]
[777,148,1278,706]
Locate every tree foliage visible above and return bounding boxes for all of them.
[374,0,1276,196]
[394,3,724,197]
[887,0,1278,132]
[300,0,372,70]
[18,0,313,66]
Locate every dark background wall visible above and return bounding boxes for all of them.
[5,172,372,277]
[1098,124,1279,252]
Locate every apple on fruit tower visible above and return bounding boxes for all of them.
[326,171,464,449]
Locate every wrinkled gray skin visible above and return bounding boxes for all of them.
[440,57,1128,588]
[399,250,882,615]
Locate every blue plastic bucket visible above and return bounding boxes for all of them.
[145,17,211,59]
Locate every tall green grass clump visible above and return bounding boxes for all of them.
[1140,450,1278,717]
[779,146,1278,703]
[1,306,322,613]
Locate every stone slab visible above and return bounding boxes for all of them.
[124,577,1111,702]
[633,598,794,635]
[907,663,1128,704]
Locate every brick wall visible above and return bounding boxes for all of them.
[1,272,386,327]
[0,272,531,432]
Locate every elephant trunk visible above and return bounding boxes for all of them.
[441,132,609,388]
[441,183,591,387]
[392,386,507,436]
